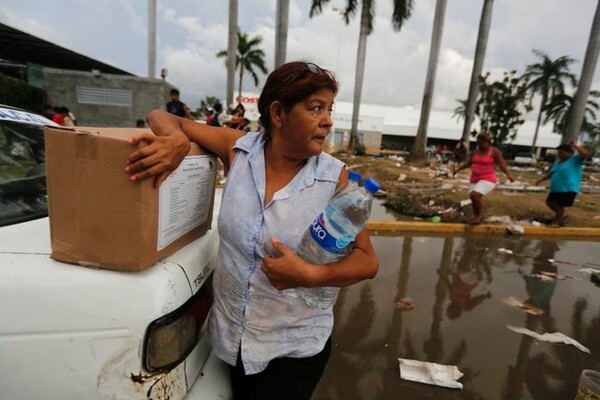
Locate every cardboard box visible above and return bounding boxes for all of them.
[45,126,216,271]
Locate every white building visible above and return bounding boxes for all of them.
[235,93,562,157]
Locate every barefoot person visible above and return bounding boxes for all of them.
[536,141,589,227]
[125,61,378,400]
[453,133,515,225]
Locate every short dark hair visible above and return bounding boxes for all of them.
[257,61,338,135]
[213,102,223,113]
[170,88,180,96]
[557,144,574,153]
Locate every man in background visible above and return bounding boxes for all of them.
[166,89,194,120]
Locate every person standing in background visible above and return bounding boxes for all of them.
[166,89,195,120]
[536,141,589,227]
[453,133,515,225]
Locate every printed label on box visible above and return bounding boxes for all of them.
[158,155,215,250]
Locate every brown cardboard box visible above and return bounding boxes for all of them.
[45,126,217,271]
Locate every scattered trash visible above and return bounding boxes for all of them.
[487,215,513,224]
[534,271,568,281]
[531,221,542,227]
[460,199,472,207]
[397,173,407,182]
[428,200,435,206]
[394,297,414,311]
[497,248,514,255]
[398,358,464,389]
[431,216,441,223]
[507,224,525,235]
[506,325,591,354]
[502,297,545,315]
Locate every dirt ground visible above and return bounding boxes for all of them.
[334,153,600,228]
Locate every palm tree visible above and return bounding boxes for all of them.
[310,0,414,153]
[522,50,576,155]
[543,90,600,135]
[411,0,447,161]
[452,99,468,122]
[462,0,495,143]
[217,31,268,102]
[565,0,600,144]
[226,0,238,107]
[274,0,290,67]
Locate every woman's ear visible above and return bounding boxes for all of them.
[269,101,285,129]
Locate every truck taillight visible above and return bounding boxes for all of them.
[143,274,212,372]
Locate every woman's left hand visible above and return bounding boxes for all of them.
[261,238,318,290]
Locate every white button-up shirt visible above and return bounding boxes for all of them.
[209,131,344,374]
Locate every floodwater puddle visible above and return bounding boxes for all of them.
[314,234,600,400]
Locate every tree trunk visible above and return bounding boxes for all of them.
[530,93,546,156]
[238,64,244,103]
[147,0,156,79]
[412,0,447,162]
[226,0,238,108]
[274,0,290,67]
[348,0,370,153]
[462,0,494,142]
[564,0,600,143]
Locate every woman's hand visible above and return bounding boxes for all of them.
[125,132,191,187]
[261,238,319,290]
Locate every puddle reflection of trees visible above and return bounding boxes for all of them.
[314,237,599,400]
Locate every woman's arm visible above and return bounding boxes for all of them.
[536,171,552,185]
[570,141,590,158]
[453,157,472,176]
[493,148,515,182]
[125,110,243,186]
[261,229,378,290]
[261,167,377,289]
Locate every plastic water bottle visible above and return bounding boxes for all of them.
[296,173,380,308]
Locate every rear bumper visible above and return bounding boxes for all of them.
[186,350,231,400]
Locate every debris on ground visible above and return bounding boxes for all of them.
[506,325,591,354]
[398,358,464,389]
[502,297,545,315]
[394,297,414,311]
[507,224,525,235]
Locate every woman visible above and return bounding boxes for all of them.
[125,61,378,400]
[453,133,515,225]
[536,141,589,227]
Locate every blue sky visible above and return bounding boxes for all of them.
[1,0,599,113]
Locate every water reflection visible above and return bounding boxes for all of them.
[313,235,600,400]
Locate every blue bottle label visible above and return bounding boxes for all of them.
[308,213,353,254]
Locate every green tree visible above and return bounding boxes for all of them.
[543,90,600,135]
[196,96,220,117]
[476,71,530,145]
[217,31,268,102]
[522,50,576,154]
[310,0,414,153]
[452,99,468,123]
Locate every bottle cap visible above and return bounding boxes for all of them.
[348,170,362,182]
[363,177,381,194]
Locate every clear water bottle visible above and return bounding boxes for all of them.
[296,173,380,308]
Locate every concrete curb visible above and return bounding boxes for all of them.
[366,221,600,238]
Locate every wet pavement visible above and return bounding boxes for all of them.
[313,234,600,400]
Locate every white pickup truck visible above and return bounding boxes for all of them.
[0,106,231,400]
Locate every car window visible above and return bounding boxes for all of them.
[0,120,47,226]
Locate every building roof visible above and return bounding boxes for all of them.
[0,22,134,76]
[333,101,562,148]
